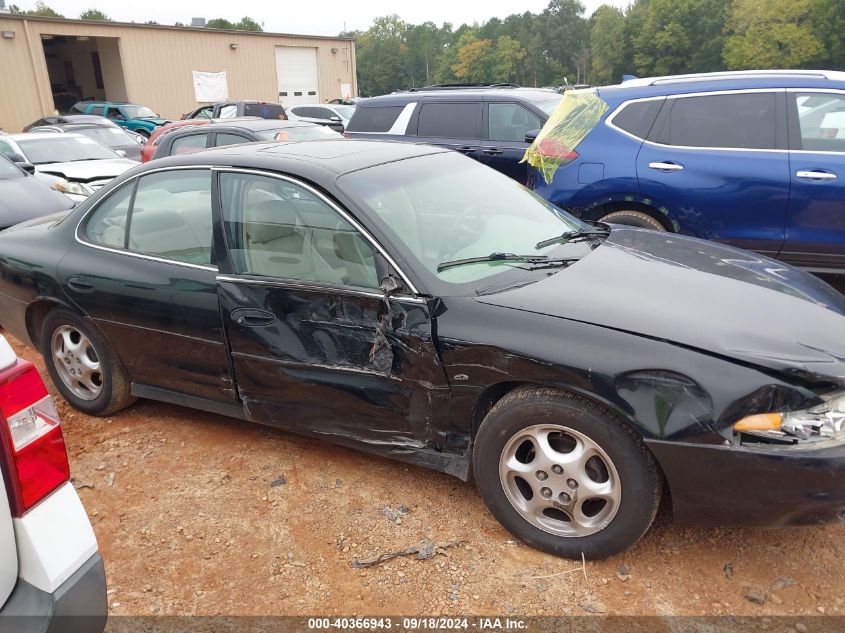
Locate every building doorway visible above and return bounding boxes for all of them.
[41,34,127,113]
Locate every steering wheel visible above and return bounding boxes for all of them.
[443,202,485,259]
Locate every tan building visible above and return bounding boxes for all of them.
[0,14,357,132]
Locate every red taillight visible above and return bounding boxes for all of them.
[536,138,579,165]
[0,360,70,516]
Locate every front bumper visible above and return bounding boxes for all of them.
[0,553,107,633]
[647,438,845,527]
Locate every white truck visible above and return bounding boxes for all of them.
[0,334,106,632]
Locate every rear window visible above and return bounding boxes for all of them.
[417,102,481,139]
[612,100,663,140]
[346,106,405,133]
[242,103,287,120]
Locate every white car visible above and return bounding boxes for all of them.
[0,335,106,630]
[0,133,138,203]
[285,103,356,132]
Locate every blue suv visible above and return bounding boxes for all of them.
[530,70,845,275]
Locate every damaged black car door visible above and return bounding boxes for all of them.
[215,170,451,459]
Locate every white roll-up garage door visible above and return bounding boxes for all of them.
[275,47,320,108]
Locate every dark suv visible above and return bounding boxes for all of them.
[344,85,561,184]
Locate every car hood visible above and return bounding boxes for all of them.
[0,176,74,228]
[474,227,845,383]
[36,159,137,182]
[135,118,169,126]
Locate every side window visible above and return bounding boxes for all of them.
[655,93,777,150]
[487,103,542,143]
[220,172,380,289]
[128,170,214,265]
[218,104,238,119]
[107,107,124,120]
[793,92,845,152]
[194,106,213,119]
[170,133,208,155]
[0,140,16,159]
[90,105,104,116]
[417,102,481,139]
[611,99,664,140]
[215,133,249,147]
[345,106,405,133]
[84,182,133,248]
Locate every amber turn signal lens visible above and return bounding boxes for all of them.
[733,413,783,432]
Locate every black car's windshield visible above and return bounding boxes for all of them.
[17,136,118,164]
[338,152,588,292]
[531,95,563,115]
[0,156,22,178]
[123,105,158,119]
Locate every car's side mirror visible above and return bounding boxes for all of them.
[7,153,34,173]
[525,128,541,144]
[329,116,342,123]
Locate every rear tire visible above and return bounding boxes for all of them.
[472,387,662,560]
[135,129,150,139]
[41,308,135,416]
[599,209,666,231]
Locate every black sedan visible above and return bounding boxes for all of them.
[0,155,74,229]
[0,140,844,560]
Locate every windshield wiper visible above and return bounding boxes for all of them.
[535,227,610,250]
[437,252,581,273]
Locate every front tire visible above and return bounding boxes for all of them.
[473,388,662,560]
[41,309,135,416]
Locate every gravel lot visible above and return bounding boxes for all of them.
[7,333,845,620]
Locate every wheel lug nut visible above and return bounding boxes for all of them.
[536,470,548,481]
[551,465,563,475]
[540,487,552,498]
[559,492,571,503]
[567,478,578,489]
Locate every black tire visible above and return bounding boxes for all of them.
[40,308,135,416]
[135,129,151,139]
[472,387,662,560]
[599,209,666,231]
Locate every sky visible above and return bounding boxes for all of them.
[8,0,632,36]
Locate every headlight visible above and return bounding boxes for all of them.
[734,392,845,441]
[52,180,94,197]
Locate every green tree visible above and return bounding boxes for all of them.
[354,15,410,95]
[541,0,589,84]
[79,9,111,21]
[589,5,627,84]
[22,1,63,17]
[492,35,527,83]
[723,0,823,69]
[236,16,262,32]
[206,18,235,29]
[632,0,728,76]
[810,0,845,68]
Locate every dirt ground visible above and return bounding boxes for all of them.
[8,334,845,621]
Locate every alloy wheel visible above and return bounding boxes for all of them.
[51,325,103,401]
[499,424,621,537]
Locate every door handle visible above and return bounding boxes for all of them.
[796,170,837,181]
[648,161,684,171]
[66,276,95,293]
[230,308,276,327]
[455,145,477,153]
[482,148,504,155]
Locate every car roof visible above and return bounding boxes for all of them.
[598,69,845,101]
[357,87,560,106]
[9,132,85,140]
[152,139,449,175]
